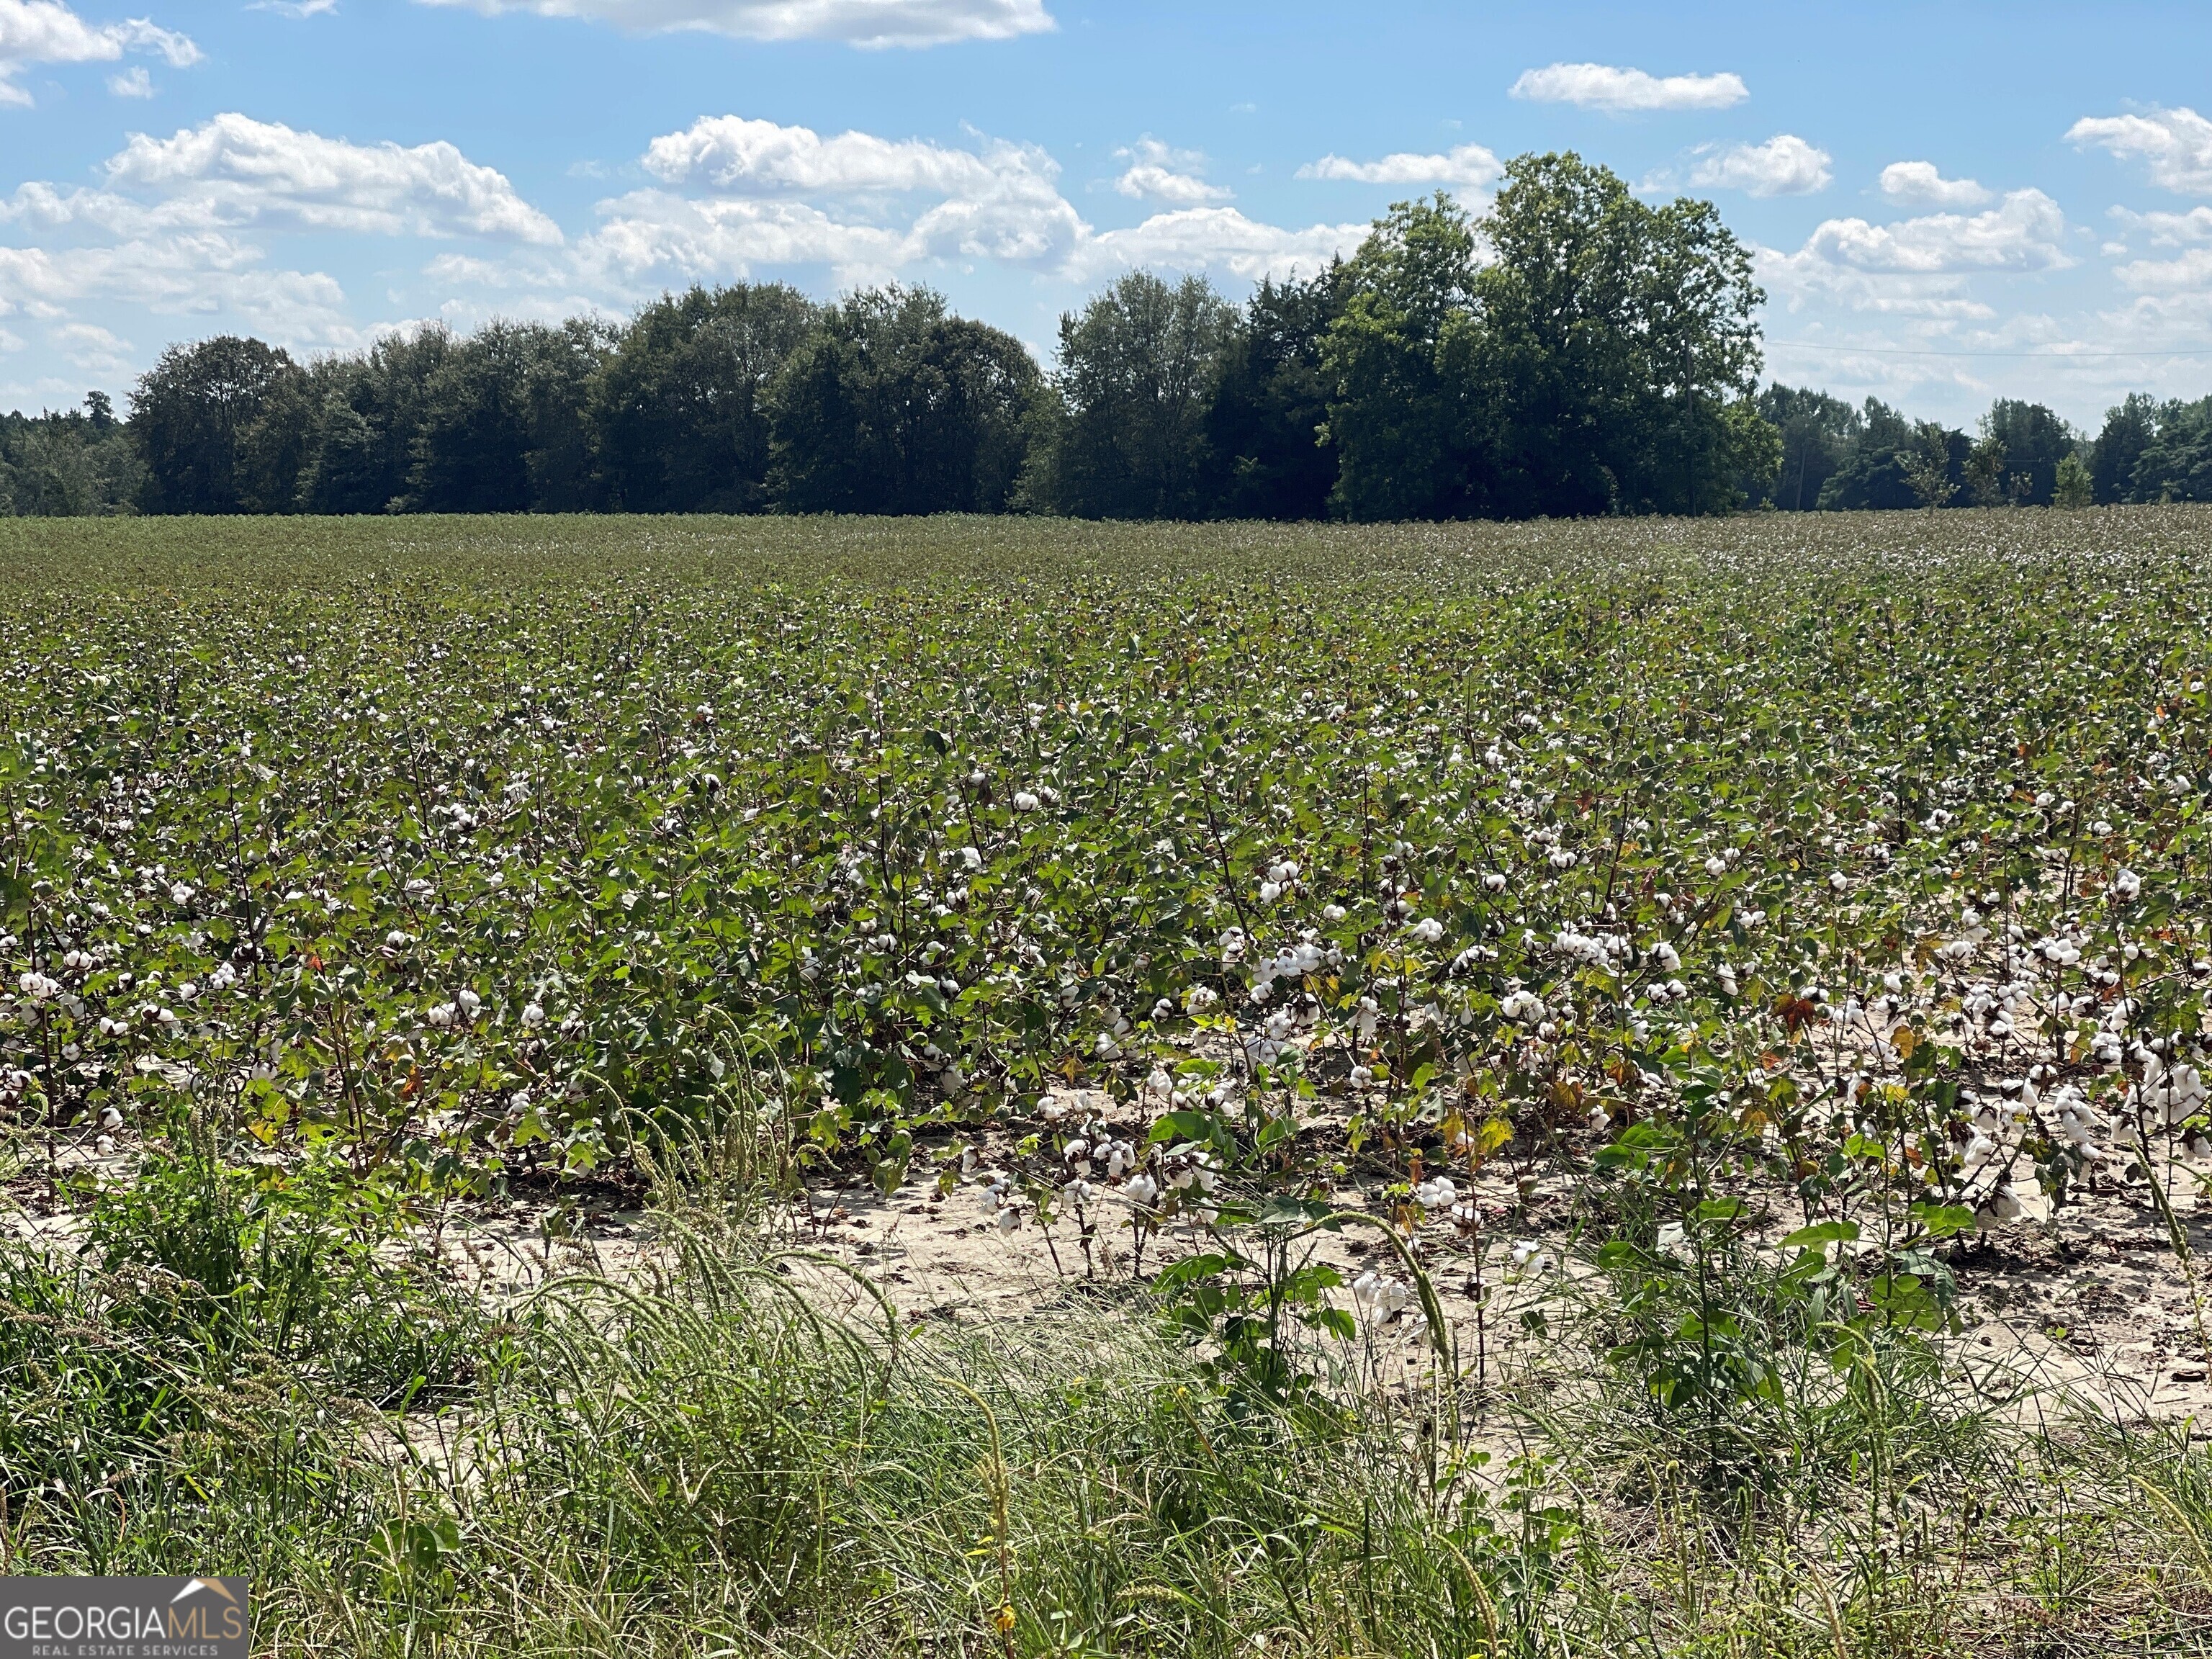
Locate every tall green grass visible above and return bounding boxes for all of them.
[4,1133,2210,1657]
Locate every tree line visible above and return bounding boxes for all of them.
[1750,385,2212,511]
[1,148,2206,522]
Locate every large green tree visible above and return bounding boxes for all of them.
[1754,385,1862,511]
[1319,195,1486,521]
[1033,271,1236,519]
[767,287,1040,516]
[1323,156,1773,521]
[2090,392,2159,504]
[592,283,820,513]
[1198,265,1348,520]
[403,320,610,513]
[131,336,300,514]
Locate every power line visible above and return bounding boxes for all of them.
[1766,338,2212,360]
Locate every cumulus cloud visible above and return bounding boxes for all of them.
[2113,246,2212,292]
[105,62,149,96]
[644,112,1048,199]
[1879,161,1990,207]
[1791,189,2070,276]
[1686,135,1830,197]
[2069,106,2212,194]
[1758,191,2071,330]
[1509,62,1745,114]
[2112,204,2212,245]
[0,114,563,362]
[1295,142,1501,190]
[1067,207,1362,284]
[0,0,198,106]
[416,0,1053,48]
[587,114,1359,290]
[0,237,357,346]
[1112,138,1230,205]
[91,114,564,243]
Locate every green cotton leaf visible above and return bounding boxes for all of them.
[1151,1251,1243,1291]
[1910,1202,1977,1239]
[1780,1219,1861,1252]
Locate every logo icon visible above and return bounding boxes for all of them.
[1,1576,250,1658]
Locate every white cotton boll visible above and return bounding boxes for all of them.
[1123,1173,1159,1208]
[17,971,60,1002]
[961,846,983,871]
[1013,791,1041,813]
[1704,856,1727,877]
[1483,872,1508,893]
[2115,868,2143,900]
[1653,943,1681,972]
[1977,1187,2023,1228]
[1587,1102,1609,1133]
[1829,872,1850,894]
[1414,1175,1457,1210]
[99,1105,123,1131]
[1184,985,1220,1014]
[520,1001,546,1028]
[1248,979,1272,1006]
[1259,881,1282,904]
[1322,904,1347,922]
[1356,997,1379,1041]
[1411,917,1444,944]
[457,989,482,1017]
[995,1205,1022,1233]
[1547,849,1577,869]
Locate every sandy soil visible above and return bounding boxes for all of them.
[14,1102,2212,1434]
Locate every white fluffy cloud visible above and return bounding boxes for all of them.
[2112,204,2212,245]
[1686,135,1830,197]
[1759,190,2072,333]
[0,236,356,345]
[1509,62,1745,114]
[1112,139,1230,205]
[1879,161,1990,207]
[593,114,1354,287]
[2069,106,2212,195]
[1793,189,2070,276]
[85,114,564,243]
[1066,207,1362,284]
[644,112,1046,199]
[0,0,197,105]
[417,0,1051,48]
[1295,142,1501,190]
[0,115,561,358]
[2114,246,2212,292]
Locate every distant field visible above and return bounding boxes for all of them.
[4,509,2212,1655]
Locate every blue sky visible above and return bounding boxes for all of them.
[6,0,2212,427]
